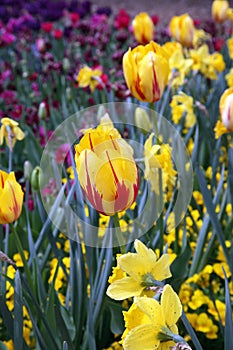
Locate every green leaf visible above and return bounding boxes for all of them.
[14,270,23,350]
[170,241,192,292]
[106,299,124,334]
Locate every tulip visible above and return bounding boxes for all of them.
[123,42,169,103]
[219,88,233,132]
[132,12,154,44]
[75,114,138,216]
[0,170,24,224]
[212,0,229,23]
[169,13,195,47]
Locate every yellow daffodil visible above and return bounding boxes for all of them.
[132,12,154,44]
[212,0,229,23]
[169,13,195,47]
[168,49,193,87]
[0,117,25,151]
[75,114,138,216]
[0,170,24,224]
[219,87,233,132]
[106,239,171,300]
[170,92,196,128]
[122,284,183,350]
[123,41,169,103]
[144,133,177,194]
[190,44,225,80]
[76,65,102,92]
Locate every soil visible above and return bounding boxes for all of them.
[92,0,233,26]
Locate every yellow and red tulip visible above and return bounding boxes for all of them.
[132,12,154,44]
[123,41,169,103]
[0,170,24,224]
[219,87,233,132]
[212,0,229,23]
[169,13,195,47]
[75,114,138,216]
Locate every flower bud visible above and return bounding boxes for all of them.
[132,12,154,44]
[75,114,139,216]
[0,170,24,224]
[212,0,229,23]
[38,102,47,120]
[123,41,169,103]
[24,160,33,181]
[135,107,152,134]
[62,57,71,72]
[169,13,195,47]
[31,166,43,191]
[219,87,233,132]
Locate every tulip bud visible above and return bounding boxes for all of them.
[75,114,139,216]
[62,57,71,72]
[0,170,24,224]
[132,12,154,44]
[212,0,229,23]
[169,13,195,47]
[31,166,43,191]
[135,107,152,134]
[219,87,233,132]
[24,160,33,181]
[123,41,169,103]
[38,102,47,120]
[66,87,73,101]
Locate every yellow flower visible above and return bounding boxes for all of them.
[0,117,25,151]
[188,290,209,310]
[108,254,126,284]
[187,313,218,339]
[123,41,169,103]
[225,68,233,87]
[208,299,226,326]
[168,49,193,87]
[132,12,154,44]
[144,133,177,194]
[227,37,233,59]
[106,239,171,300]
[190,44,225,80]
[76,65,102,92]
[75,114,138,216]
[170,92,196,128]
[219,87,233,132]
[214,120,228,139]
[122,285,183,350]
[0,170,24,224]
[212,0,229,23]
[193,29,211,49]
[169,13,195,47]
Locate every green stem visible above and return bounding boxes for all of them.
[112,214,126,254]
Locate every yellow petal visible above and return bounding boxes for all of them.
[106,276,143,300]
[123,324,160,350]
[151,254,172,281]
[135,296,162,324]
[161,284,182,326]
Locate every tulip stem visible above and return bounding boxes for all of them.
[112,214,126,254]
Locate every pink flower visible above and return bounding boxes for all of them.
[41,22,53,33]
[52,29,63,39]
[55,143,71,165]
[114,9,130,29]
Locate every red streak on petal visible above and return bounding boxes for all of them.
[135,73,146,101]
[110,135,118,150]
[0,173,4,189]
[89,133,94,151]
[106,151,119,184]
[114,181,130,212]
[84,150,105,214]
[227,104,231,121]
[151,55,160,101]
[8,181,20,220]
